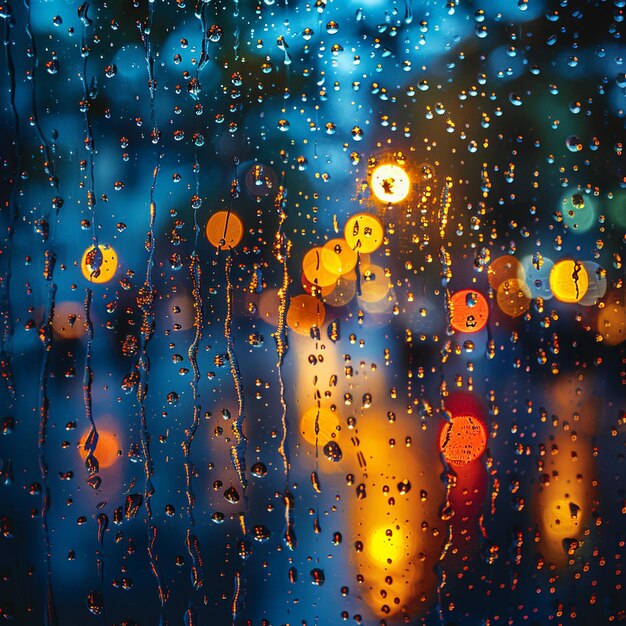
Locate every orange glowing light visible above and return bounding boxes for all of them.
[439,415,487,465]
[549,259,589,303]
[79,429,121,469]
[596,292,626,345]
[344,213,384,254]
[52,302,86,340]
[366,525,409,565]
[301,272,337,298]
[205,210,244,249]
[542,497,582,537]
[286,293,324,335]
[496,278,531,317]
[322,238,358,275]
[487,255,525,290]
[299,406,340,446]
[81,244,118,284]
[449,289,489,333]
[302,247,342,287]
[371,164,411,203]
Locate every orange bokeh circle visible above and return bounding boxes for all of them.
[79,429,121,469]
[439,415,487,465]
[302,247,342,287]
[449,289,489,333]
[205,211,244,249]
[286,294,325,335]
[496,278,531,318]
[323,238,358,275]
[487,255,525,290]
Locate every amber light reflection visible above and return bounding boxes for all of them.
[289,322,442,618]
[79,428,122,470]
[536,377,599,565]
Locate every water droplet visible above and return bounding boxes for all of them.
[323,441,342,462]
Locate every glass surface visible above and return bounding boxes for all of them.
[1,0,625,624]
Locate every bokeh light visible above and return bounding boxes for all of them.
[80,245,118,284]
[439,415,487,465]
[2,1,625,624]
[449,289,489,333]
[205,210,244,249]
[370,164,411,203]
[343,213,384,254]
[549,260,589,303]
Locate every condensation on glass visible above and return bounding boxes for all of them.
[0,0,624,624]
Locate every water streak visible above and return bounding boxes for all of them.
[273,185,296,550]
[137,158,169,606]
[0,12,20,404]
[435,174,456,626]
[37,284,58,626]
[274,188,291,460]
[231,570,241,624]
[82,289,99,476]
[225,254,247,490]
[77,1,99,251]
[25,0,63,618]
[183,251,204,591]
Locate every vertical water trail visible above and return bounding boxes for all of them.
[24,0,63,620]
[435,525,452,624]
[273,184,296,550]
[139,0,159,145]
[435,179,455,626]
[136,0,168,610]
[194,0,210,73]
[0,11,20,404]
[76,8,106,617]
[82,289,105,620]
[37,284,58,626]
[224,250,248,625]
[232,0,240,61]
[137,158,169,608]
[183,173,205,594]
[23,0,60,179]
[224,253,247,490]
[82,291,98,479]
[435,408,456,626]
[231,570,241,624]
[77,2,98,253]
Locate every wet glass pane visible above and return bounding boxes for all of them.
[1,0,625,624]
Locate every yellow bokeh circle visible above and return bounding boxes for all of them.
[81,244,118,284]
[371,164,411,203]
[323,238,358,275]
[302,247,343,287]
[344,213,384,254]
[549,260,588,303]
